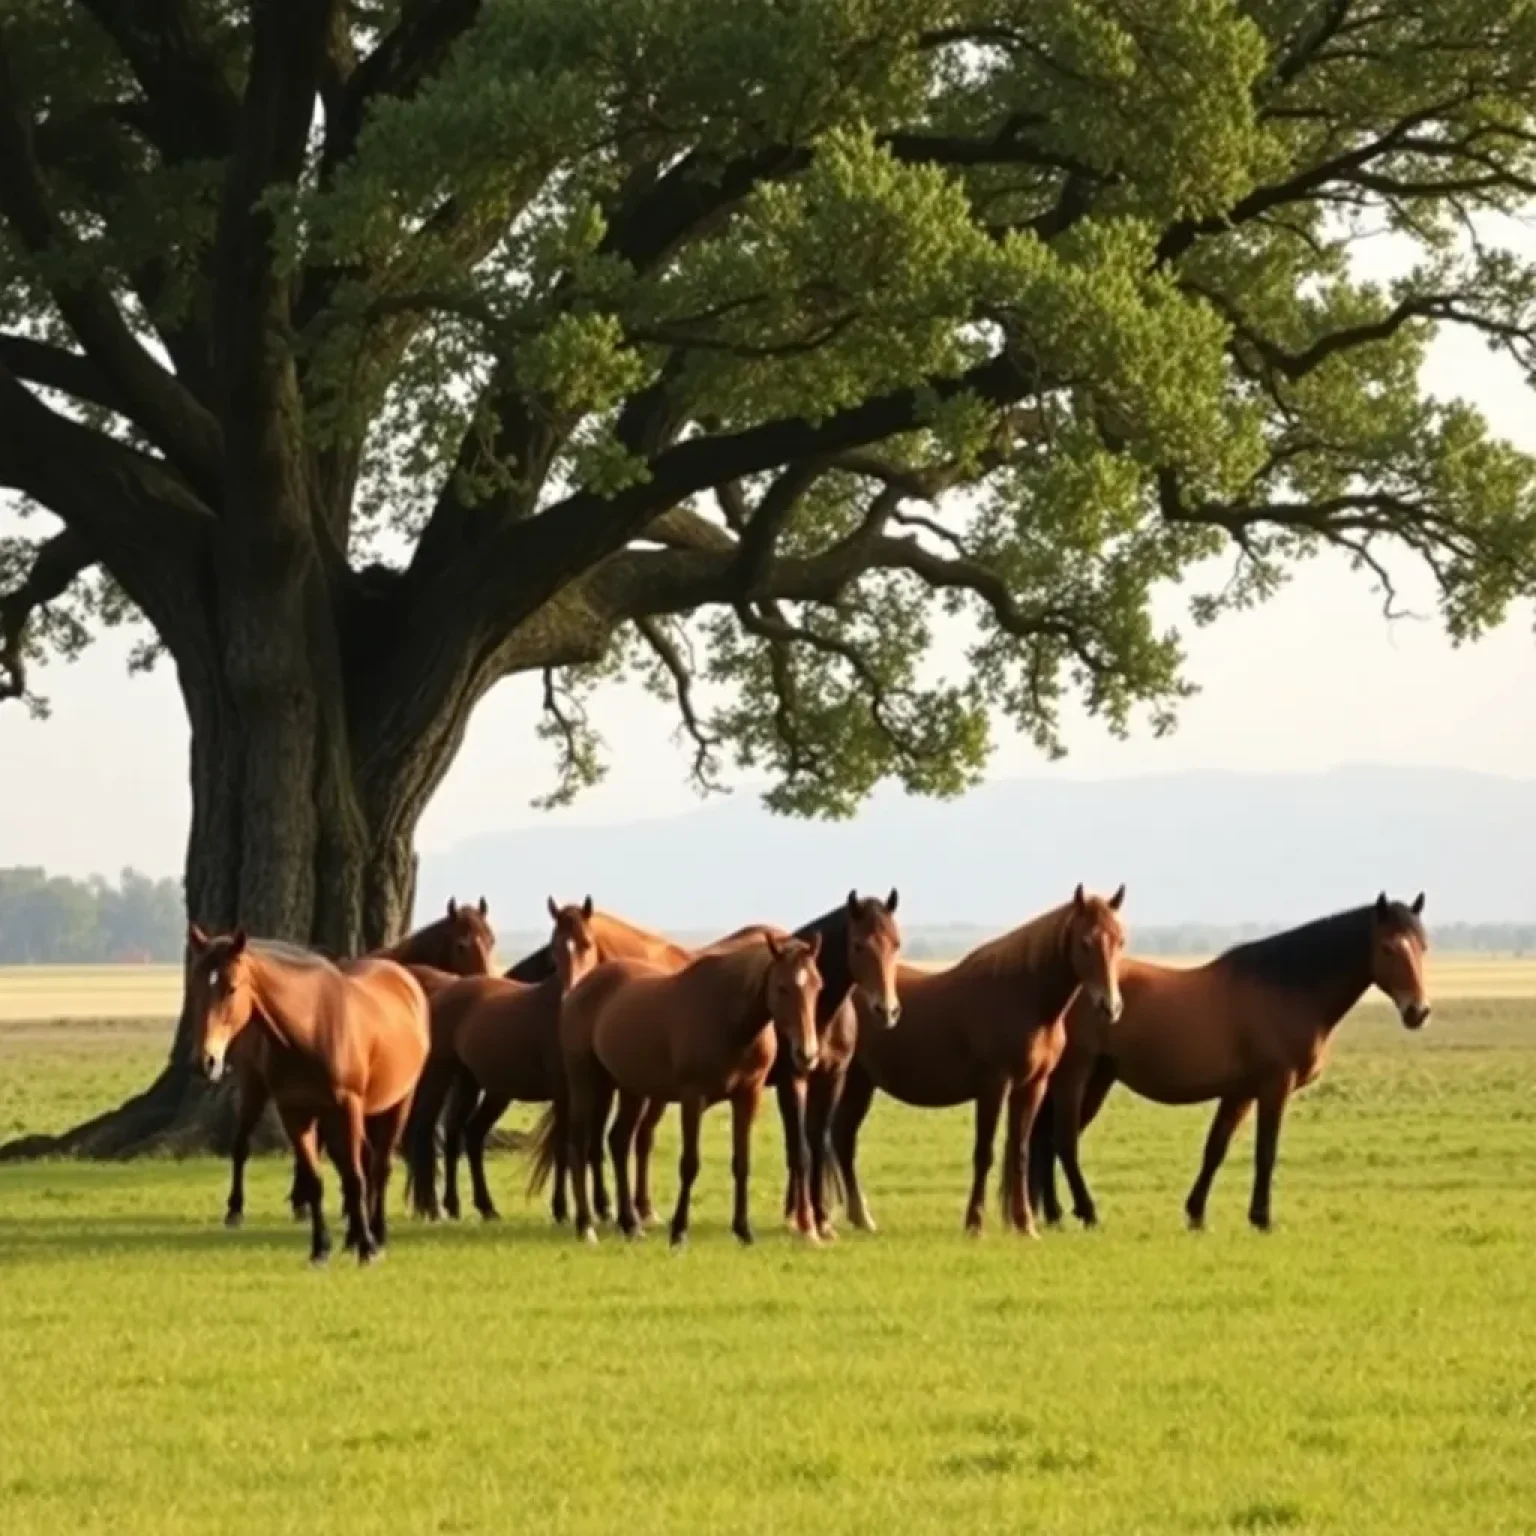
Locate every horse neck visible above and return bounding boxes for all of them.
[378,919,445,967]
[992,905,1078,1020]
[800,912,852,1025]
[1310,967,1375,1036]
[593,912,685,964]
[245,952,326,1057]
[688,949,775,1050]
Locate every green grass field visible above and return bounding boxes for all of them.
[2,968,1535,1534]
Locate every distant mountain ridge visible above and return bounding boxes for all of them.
[417,764,1536,933]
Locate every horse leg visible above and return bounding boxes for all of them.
[366,1099,410,1256]
[964,1079,1008,1236]
[549,1096,570,1225]
[281,1107,329,1266]
[607,1090,646,1239]
[632,1099,666,1226]
[831,1063,878,1232]
[1027,1093,1063,1227]
[1004,1073,1050,1237]
[462,1089,512,1220]
[225,1069,267,1229]
[569,1073,613,1244]
[331,1093,378,1265]
[808,1067,844,1241]
[778,1073,815,1238]
[1248,1077,1294,1232]
[440,1073,476,1222]
[590,1103,613,1225]
[1184,1094,1253,1230]
[730,1081,766,1247]
[669,1095,705,1249]
[1054,1057,1114,1229]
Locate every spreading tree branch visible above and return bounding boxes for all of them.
[0,528,93,702]
[633,615,721,791]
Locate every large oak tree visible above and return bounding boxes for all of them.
[3,1,1536,1150]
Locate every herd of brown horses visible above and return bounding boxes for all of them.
[183,884,1431,1265]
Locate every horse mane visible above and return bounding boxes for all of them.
[1218,903,1426,990]
[250,938,334,971]
[961,902,1072,978]
[591,909,688,958]
[504,945,557,983]
[794,905,852,1025]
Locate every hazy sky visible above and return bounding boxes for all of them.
[3,289,1533,881]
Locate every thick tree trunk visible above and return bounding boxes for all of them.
[0,656,439,1161]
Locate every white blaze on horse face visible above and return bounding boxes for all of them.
[795,967,808,988]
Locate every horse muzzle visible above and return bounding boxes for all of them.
[1399,1001,1431,1030]
[790,1044,820,1075]
[201,1051,226,1082]
[866,996,902,1029]
[1095,990,1123,1025]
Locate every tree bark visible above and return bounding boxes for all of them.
[0,620,448,1161]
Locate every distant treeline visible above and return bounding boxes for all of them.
[0,868,184,964]
[2,869,1532,964]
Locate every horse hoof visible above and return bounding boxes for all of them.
[670,1227,688,1250]
[310,1249,331,1269]
[636,1206,657,1227]
[1185,1211,1206,1232]
[817,1221,838,1242]
[478,1208,501,1223]
[1250,1214,1273,1234]
[224,1210,243,1230]
[734,1226,755,1247]
[579,1226,598,1246]
[1019,1224,1040,1241]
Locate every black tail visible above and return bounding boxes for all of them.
[525,1102,562,1199]
[402,1057,456,1217]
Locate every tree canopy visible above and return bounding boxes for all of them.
[2,0,1536,919]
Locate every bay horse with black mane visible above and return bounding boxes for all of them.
[185,928,431,1265]
[403,898,600,1223]
[1029,893,1430,1232]
[403,899,693,1220]
[222,896,496,1228]
[614,892,903,1242]
[829,885,1128,1238]
[541,931,823,1246]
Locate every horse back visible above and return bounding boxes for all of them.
[456,976,561,1096]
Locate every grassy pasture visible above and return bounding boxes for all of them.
[1,966,1534,1534]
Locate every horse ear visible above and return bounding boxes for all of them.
[187,922,209,953]
[229,927,248,957]
[1074,883,1086,911]
[765,932,785,959]
[1109,883,1126,911]
[1375,892,1389,918]
[546,896,559,922]
[806,931,822,961]
[582,895,594,920]
[886,887,899,914]
[1411,891,1425,915]
[477,895,488,918]
[846,888,860,916]
[447,897,458,918]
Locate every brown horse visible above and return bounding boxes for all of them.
[223,896,496,1228]
[184,928,430,1265]
[1029,893,1431,1232]
[593,895,902,1242]
[402,899,599,1223]
[543,931,823,1246]
[404,898,691,1219]
[829,885,1127,1238]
